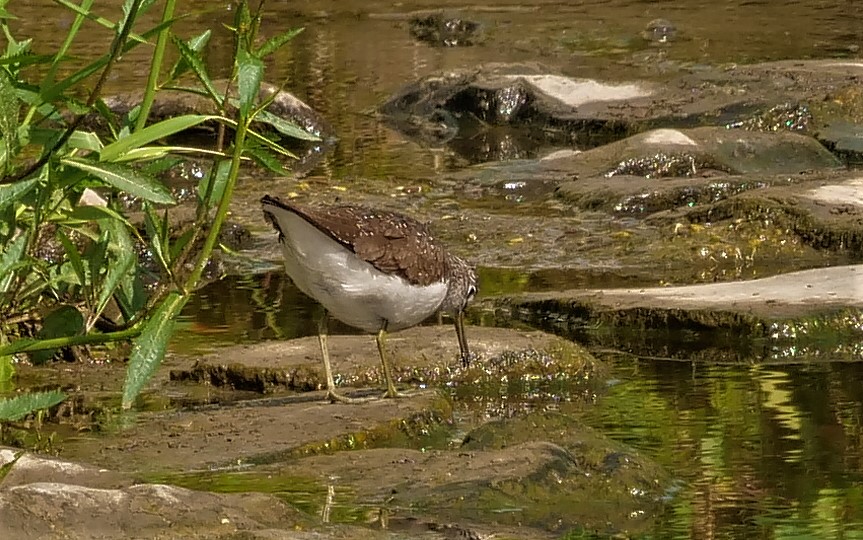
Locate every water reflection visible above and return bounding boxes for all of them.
[174,267,628,353]
[580,357,863,539]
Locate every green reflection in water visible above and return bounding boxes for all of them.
[579,357,863,539]
[147,470,372,525]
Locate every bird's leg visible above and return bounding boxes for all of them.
[454,309,472,367]
[377,322,407,398]
[317,311,362,404]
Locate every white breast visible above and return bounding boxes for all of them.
[272,209,448,333]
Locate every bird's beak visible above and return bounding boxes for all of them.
[454,309,470,367]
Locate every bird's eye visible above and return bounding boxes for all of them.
[467,284,478,299]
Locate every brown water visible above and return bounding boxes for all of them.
[10,0,863,538]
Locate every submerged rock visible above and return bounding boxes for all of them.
[495,264,863,363]
[642,18,678,44]
[408,13,482,47]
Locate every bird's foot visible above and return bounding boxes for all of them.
[326,389,370,404]
[382,386,409,399]
[460,352,480,368]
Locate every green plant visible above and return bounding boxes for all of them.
[0,0,312,413]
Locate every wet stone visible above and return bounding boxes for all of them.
[244,428,667,538]
[408,13,482,47]
[380,60,863,164]
[495,264,863,362]
[816,120,863,165]
[726,102,812,133]
[641,18,678,44]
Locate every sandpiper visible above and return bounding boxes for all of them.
[261,195,477,403]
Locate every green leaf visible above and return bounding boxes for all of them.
[115,267,146,322]
[171,35,219,103]
[0,177,37,211]
[68,204,135,231]
[27,127,103,153]
[116,267,145,319]
[43,0,94,91]
[31,305,84,364]
[197,159,231,208]
[2,32,31,62]
[244,127,297,159]
[100,114,219,162]
[0,390,66,422]
[169,227,195,262]
[143,203,169,274]
[0,354,14,382]
[167,29,211,82]
[56,230,86,288]
[256,27,303,58]
[122,291,186,409]
[0,53,53,68]
[236,46,263,118]
[95,217,136,317]
[254,108,320,141]
[86,230,109,296]
[245,144,290,175]
[0,231,28,292]
[140,155,183,175]
[61,158,175,205]
[0,68,19,173]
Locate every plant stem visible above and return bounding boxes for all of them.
[184,121,248,291]
[136,0,176,132]
[0,325,141,357]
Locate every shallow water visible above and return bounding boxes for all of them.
[8,0,863,537]
[174,275,863,538]
[583,358,863,539]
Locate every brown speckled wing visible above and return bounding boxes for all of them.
[263,196,449,287]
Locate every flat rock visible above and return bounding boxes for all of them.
[0,448,132,490]
[56,389,448,473]
[578,264,863,316]
[500,264,863,324]
[167,325,581,392]
[57,326,593,473]
[0,470,420,540]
